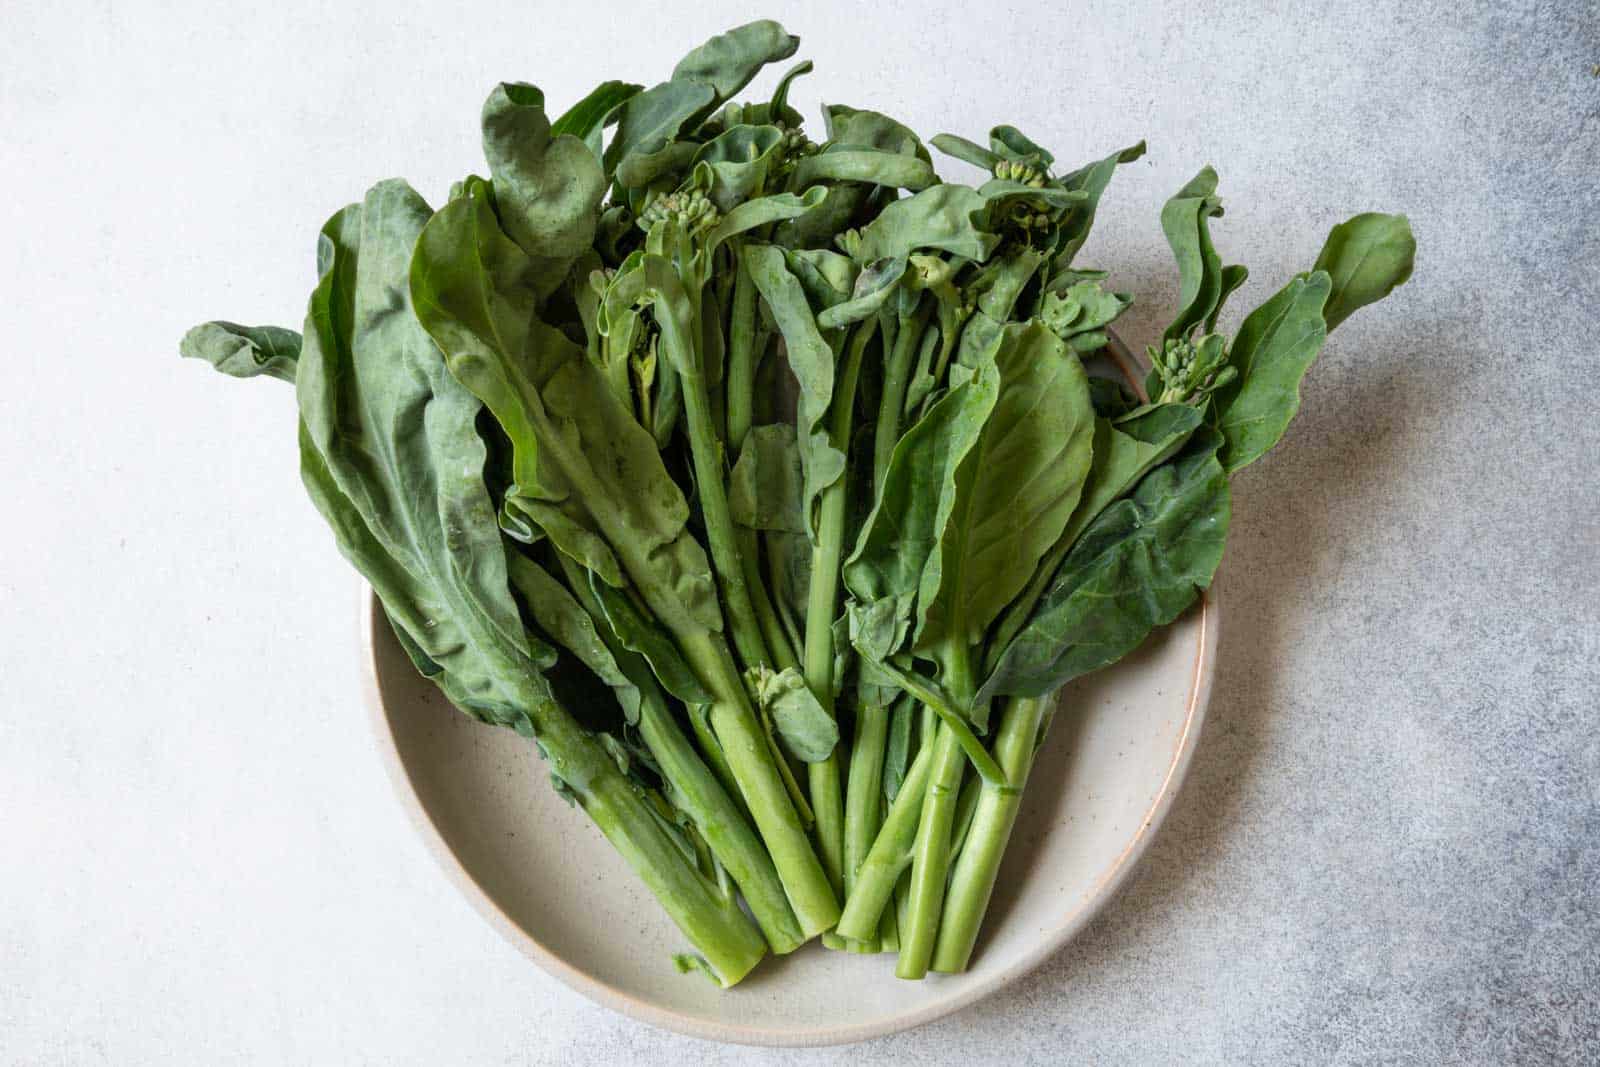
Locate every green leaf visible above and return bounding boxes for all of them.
[782,247,857,308]
[982,429,1231,700]
[767,59,812,125]
[1312,213,1416,331]
[929,133,999,171]
[481,83,606,291]
[855,185,1002,264]
[691,124,786,210]
[1210,271,1333,473]
[988,125,1054,166]
[506,555,643,725]
[743,243,847,532]
[550,80,642,154]
[1053,140,1146,267]
[793,149,937,191]
[409,182,723,640]
[603,20,798,187]
[705,188,827,256]
[603,80,717,181]
[180,321,299,383]
[670,20,799,101]
[1160,166,1226,344]
[584,570,714,707]
[729,424,807,533]
[825,105,930,159]
[983,403,1204,671]
[746,665,840,763]
[918,322,1096,661]
[843,368,995,658]
[296,180,548,731]
[816,255,908,330]
[1038,279,1131,353]
[1205,264,1250,333]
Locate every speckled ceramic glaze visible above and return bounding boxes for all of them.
[362,581,1214,1045]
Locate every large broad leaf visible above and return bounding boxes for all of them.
[409,183,723,641]
[743,243,847,534]
[1312,212,1416,331]
[295,180,549,731]
[842,369,996,662]
[200,184,766,991]
[981,429,1231,700]
[180,321,300,383]
[481,83,606,294]
[984,403,1203,670]
[1210,271,1333,473]
[917,323,1096,667]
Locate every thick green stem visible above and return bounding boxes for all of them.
[933,694,1049,972]
[834,739,933,941]
[895,638,976,979]
[839,698,891,951]
[726,253,759,453]
[895,725,966,978]
[635,694,807,954]
[872,299,932,490]
[946,773,984,864]
[740,528,800,672]
[844,702,891,895]
[892,866,913,951]
[877,888,899,951]
[679,630,840,938]
[803,323,873,897]
[554,552,803,953]
[836,302,928,944]
[529,695,767,985]
[650,267,768,674]
[678,365,771,672]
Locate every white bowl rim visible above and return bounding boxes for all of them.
[359,582,1216,1047]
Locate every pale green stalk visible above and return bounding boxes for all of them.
[803,322,874,901]
[932,694,1049,971]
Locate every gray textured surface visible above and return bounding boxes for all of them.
[2,0,1596,1063]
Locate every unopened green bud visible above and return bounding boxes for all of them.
[637,188,720,234]
[994,157,1048,187]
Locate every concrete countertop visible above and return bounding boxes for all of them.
[3,0,1595,1062]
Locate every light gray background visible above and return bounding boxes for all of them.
[3,0,1596,1062]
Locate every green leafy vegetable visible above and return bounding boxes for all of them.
[183,18,1414,987]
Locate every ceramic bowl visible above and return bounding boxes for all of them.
[363,334,1215,1044]
[362,589,1213,1045]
